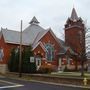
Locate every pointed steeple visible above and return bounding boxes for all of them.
[70,8,79,22]
[29,16,40,24]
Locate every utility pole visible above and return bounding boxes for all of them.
[19,20,23,77]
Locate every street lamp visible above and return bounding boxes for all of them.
[19,20,23,77]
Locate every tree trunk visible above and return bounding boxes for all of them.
[75,60,78,71]
[81,60,84,77]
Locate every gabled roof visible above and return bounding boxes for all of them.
[32,30,49,47]
[1,28,21,44]
[32,41,46,51]
[0,17,49,46]
[1,24,46,45]
[47,28,63,47]
[58,46,76,56]
[57,39,69,54]
[0,17,65,49]
[70,8,79,21]
[32,28,62,50]
[23,23,45,44]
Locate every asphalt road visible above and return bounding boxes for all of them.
[0,76,87,90]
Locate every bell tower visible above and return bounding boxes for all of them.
[64,8,86,55]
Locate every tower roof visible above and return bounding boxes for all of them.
[70,8,79,21]
[29,16,40,24]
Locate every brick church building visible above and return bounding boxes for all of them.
[0,8,87,73]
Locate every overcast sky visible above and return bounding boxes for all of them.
[0,0,90,40]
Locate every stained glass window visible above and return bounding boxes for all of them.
[45,43,54,61]
[0,48,4,61]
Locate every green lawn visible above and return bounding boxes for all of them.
[51,71,90,79]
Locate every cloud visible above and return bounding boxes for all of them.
[0,0,90,40]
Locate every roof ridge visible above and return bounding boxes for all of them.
[1,28,19,32]
[32,30,48,46]
[32,31,41,45]
[23,23,45,33]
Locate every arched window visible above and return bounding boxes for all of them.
[45,43,54,61]
[0,48,4,61]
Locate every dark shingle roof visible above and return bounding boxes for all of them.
[29,16,40,24]
[70,8,79,22]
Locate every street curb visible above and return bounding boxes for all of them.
[29,80,90,89]
[6,76,90,89]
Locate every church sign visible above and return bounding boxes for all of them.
[30,57,35,63]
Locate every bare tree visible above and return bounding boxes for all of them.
[78,27,90,76]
